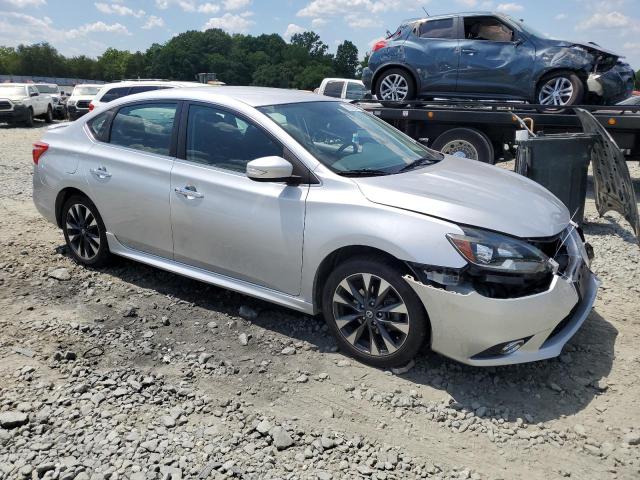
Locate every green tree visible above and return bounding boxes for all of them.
[65,55,97,79]
[0,46,20,74]
[96,48,133,81]
[290,31,329,58]
[357,52,370,77]
[16,43,66,76]
[334,40,359,78]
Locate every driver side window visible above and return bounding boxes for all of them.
[464,16,514,42]
[185,104,282,173]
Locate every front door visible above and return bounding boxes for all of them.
[456,16,535,98]
[170,103,308,295]
[83,102,178,258]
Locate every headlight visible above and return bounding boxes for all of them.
[12,99,24,105]
[447,227,552,274]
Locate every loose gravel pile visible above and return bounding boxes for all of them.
[0,122,639,480]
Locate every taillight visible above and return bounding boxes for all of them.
[32,142,49,165]
[89,102,94,111]
[372,40,387,52]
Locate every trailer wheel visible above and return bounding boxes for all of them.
[431,128,495,164]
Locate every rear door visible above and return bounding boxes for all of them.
[170,102,308,295]
[408,17,461,93]
[456,15,535,98]
[83,101,179,258]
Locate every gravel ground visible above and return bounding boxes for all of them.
[0,120,639,480]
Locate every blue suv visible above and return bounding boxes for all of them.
[362,12,635,106]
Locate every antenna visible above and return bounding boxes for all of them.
[422,7,430,16]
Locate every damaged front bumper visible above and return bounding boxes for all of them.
[406,228,600,366]
[587,62,636,104]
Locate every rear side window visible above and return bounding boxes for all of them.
[185,104,282,172]
[129,85,165,94]
[100,87,130,103]
[87,111,113,141]
[323,81,345,98]
[345,82,365,100]
[110,103,177,156]
[420,18,456,39]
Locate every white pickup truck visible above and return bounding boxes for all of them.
[0,83,54,127]
[315,78,367,100]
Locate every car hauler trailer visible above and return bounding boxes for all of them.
[355,100,640,164]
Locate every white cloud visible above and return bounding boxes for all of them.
[297,0,404,18]
[223,0,251,11]
[142,15,165,29]
[202,11,254,33]
[0,11,130,51]
[555,13,567,21]
[198,2,220,14]
[496,3,523,13]
[456,0,478,6]
[95,2,145,18]
[3,0,46,7]
[68,21,131,38]
[346,15,381,28]
[576,11,637,31]
[311,17,326,29]
[283,23,305,40]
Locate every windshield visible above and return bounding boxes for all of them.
[257,101,442,176]
[73,86,101,96]
[0,85,27,97]
[505,15,550,39]
[35,85,59,94]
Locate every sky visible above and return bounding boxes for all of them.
[0,0,638,69]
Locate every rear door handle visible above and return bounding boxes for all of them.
[90,166,111,179]
[174,185,204,199]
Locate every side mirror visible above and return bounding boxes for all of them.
[513,38,523,47]
[30,92,38,97]
[246,156,294,183]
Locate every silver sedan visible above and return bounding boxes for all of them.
[32,86,599,368]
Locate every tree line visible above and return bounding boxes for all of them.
[0,29,368,90]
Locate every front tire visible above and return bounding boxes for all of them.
[62,195,111,267]
[44,105,53,123]
[375,68,416,103]
[23,108,34,127]
[536,71,584,107]
[321,256,428,368]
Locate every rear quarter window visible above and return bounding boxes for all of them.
[323,81,345,98]
[100,87,130,103]
[87,111,113,141]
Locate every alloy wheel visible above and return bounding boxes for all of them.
[440,139,479,160]
[65,203,101,260]
[332,273,410,356]
[538,77,574,106]
[379,74,409,101]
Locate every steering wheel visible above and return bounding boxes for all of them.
[337,142,358,154]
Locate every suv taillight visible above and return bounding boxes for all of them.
[33,142,49,165]
[89,102,94,111]
[372,40,387,52]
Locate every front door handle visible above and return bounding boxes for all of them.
[90,166,111,179]
[174,185,204,199]
[461,48,477,55]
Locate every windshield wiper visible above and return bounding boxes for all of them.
[338,169,391,177]
[397,157,440,173]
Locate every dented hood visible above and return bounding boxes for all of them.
[353,156,570,238]
[558,40,622,58]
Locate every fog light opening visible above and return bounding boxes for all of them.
[500,339,525,355]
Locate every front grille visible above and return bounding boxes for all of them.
[76,100,90,109]
[0,100,11,111]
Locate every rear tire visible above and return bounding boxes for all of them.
[431,128,495,163]
[61,195,111,267]
[321,256,428,368]
[375,68,416,103]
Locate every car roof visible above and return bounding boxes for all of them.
[117,86,339,107]
[74,83,103,87]
[0,83,30,87]
[413,11,504,22]
[101,80,201,88]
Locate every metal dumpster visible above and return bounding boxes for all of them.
[515,133,596,226]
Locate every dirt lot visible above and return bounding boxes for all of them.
[0,120,639,480]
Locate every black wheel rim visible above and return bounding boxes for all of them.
[65,203,100,260]
[332,273,410,357]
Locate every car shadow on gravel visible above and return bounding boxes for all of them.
[74,250,618,425]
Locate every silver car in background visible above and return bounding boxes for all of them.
[32,87,598,368]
